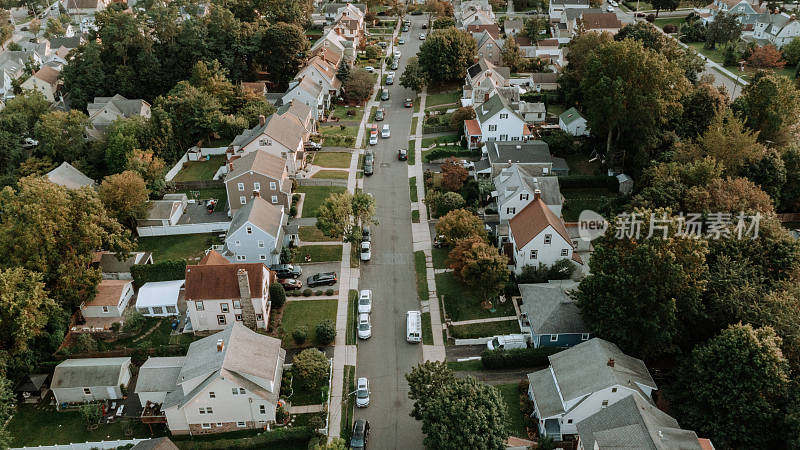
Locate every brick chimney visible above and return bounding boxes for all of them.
[216,339,224,352]
[237,268,257,330]
[607,358,615,368]
[228,162,234,171]
[253,190,260,198]
[534,189,541,201]
[258,115,266,126]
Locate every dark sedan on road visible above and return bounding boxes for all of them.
[398,148,407,160]
[269,264,301,278]
[404,98,413,108]
[307,272,338,287]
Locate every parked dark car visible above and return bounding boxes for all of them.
[307,272,338,287]
[380,89,389,101]
[350,419,370,449]
[404,98,413,108]
[364,159,374,176]
[362,226,371,242]
[279,278,303,290]
[269,264,302,278]
[375,108,385,121]
[398,148,407,161]
[433,235,446,248]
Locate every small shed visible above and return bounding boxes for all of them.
[136,280,184,317]
[51,357,132,406]
[558,107,589,137]
[81,280,134,318]
[15,374,50,403]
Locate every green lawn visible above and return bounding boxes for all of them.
[292,245,343,263]
[350,241,360,268]
[347,290,358,345]
[92,318,198,352]
[447,359,484,371]
[436,272,516,322]
[340,365,356,442]
[412,209,420,223]
[654,17,683,31]
[9,405,167,447]
[312,170,349,179]
[563,154,601,176]
[561,188,618,222]
[425,90,460,108]
[299,226,331,242]
[432,247,449,269]
[421,134,459,148]
[409,176,418,202]
[448,320,521,339]
[320,124,358,138]
[421,312,434,345]
[408,140,416,165]
[411,116,418,135]
[296,185,347,217]
[172,155,226,182]
[496,383,527,438]
[414,250,429,301]
[329,104,365,122]
[291,371,329,406]
[178,187,228,212]
[137,233,220,262]
[280,299,338,348]
[312,152,353,168]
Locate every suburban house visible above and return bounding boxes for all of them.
[86,94,151,131]
[282,76,326,121]
[184,253,273,332]
[51,357,132,406]
[549,0,590,20]
[226,114,306,175]
[138,194,188,228]
[467,93,528,149]
[136,280,184,317]
[698,0,767,27]
[504,19,524,36]
[80,279,135,318]
[535,39,565,67]
[526,338,658,441]
[467,24,502,39]
[311,29,353,64]
[62,0,109,15]
[223,194,286,264]
[46,161,95,189]
[20,66,60,103]
[295,51,342,98]
[514,35,538,58]
[478,140,564,178]
[240,81,267,97]
[329,2,366,48]
[324,3,367,23]
[518,101,546,123]
[92,251,153,280]
[277,100,316,136]
[562,8,602,35]
[752,12,800,48]
[530,72,560,92]
[475,30,505,66]
[136,324,285,435]
[462,58,511,108]
[559,107,589,136]
[457,0,496,27]
[506,190,578,274]
[580,12,623,35]
[131,437,180,450]
[224,149,291,215]
[518,281,590,348]
[576,395,706,450]
[494,164,563,222]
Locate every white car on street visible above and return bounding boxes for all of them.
[358,289,373,314]
[419,33,426,40]
[361,241,372,261]
[356,377,371,407]
[606,5,614,11]
[369,134,378,145]
[394,49,401,59]
[358,314,372,339]
[381,124,390,138]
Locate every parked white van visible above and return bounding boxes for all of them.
[486,334,528,351]
[406,311,422,343]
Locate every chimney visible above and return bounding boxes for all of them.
[607,358,615,368]
[216,339,224,352]
[228,162,234,171]
[253,190,260,198]
[258,115,266,126]
[237,268,251,299]
[534,189,541,201]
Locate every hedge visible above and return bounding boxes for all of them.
[422,147,479,163]
[173,427,315,449]
[481,347,564,370]
[131,260,186,287]
[557,175,619,192]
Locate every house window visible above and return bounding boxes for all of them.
[166,305,177,314]
[488,125,497,131]
[235,314,243,321]
[236,255,246,261]
[542,167,550,174]
[237,183,245,192]
[102,306,109,313]
[544,234,552,245]
[602,400,609,407]
[199,407,206,414]
[499,113,508,119]
[152,306,163,314]
[259,405,266,414]
[246,226,253,234]
[232,388,239,395]
[611,387,618,393]
[506,207,516,215]
[235,240,241,246]
[201,423,212,429]
[240,196,247,205]
[233,300,241,309]
[499,134,508,141]
[567,419,573,424]
[216,423,222,427]
[256,313,263,321]
[511,136,520,141]
[217,315,226,325]
[209,392,215,398]
[259,139,272,146]
[237,421,247,427]
[221,303,229,313]
[196,301,204,311]
[530,250,538,259]
[83,388,91,395]
[239,388,246,394]
[270,182,277,190]
[520,193,529,201]
[550,334,558,341]
[561,248,569,256]
[260,254,267,260]
[258,240,265,248]
[271,196,278,204]
[253,182,261,191]
[581,333,590,340]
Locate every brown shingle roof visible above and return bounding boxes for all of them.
[184,263,267,300]
[515,36,534,46]
[199,250,230,266]
[538,39,559,47]
[87,280,131,307]
[581,13,623,30]
[227,149,286,181]
[467,24,501,39]
[33,66,60,86]
[509,196,571,248]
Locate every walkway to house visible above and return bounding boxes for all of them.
[289,404,326,414]
[448,316,519,326]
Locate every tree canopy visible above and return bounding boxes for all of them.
[417,27,476,84]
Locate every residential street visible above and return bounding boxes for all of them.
[353,15,426,450]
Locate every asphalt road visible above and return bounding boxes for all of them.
[353,15,426,450]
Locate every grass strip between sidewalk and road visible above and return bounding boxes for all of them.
[409,176,418,202]
[414,250,429,301]
[421,312,433,345]
[412,210,420,223]
[347,290,357,345]
[340,365,356,442]
[408,140,416,165]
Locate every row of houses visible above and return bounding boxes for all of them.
[697,0,800,48]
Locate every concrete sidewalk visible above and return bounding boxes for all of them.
[449,316,518,326]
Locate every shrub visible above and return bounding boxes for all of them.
[292,348,329,389]
[293,194,301,204]
[314,290,323,296]
[557,175,619,191]
[270,283,287,309]
[325,288,335,296]
[131,260,186,287]
[122,310,146,333]
[110,322,121,333]
[426,115,440,125]
[422,147,478,163]
[307,414,325,431]
[481,347,564,369]
[290,206,298,217]
[315,319,336,345]
[663,24,677,34]
[293,326,308,344]
[646,14,655,22]
[303,288,313,297]
[72,333,98,353]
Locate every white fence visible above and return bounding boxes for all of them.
[165,146,229,181]
[136,221,231,237]
[12,438,148,450]
[454,336,493,346]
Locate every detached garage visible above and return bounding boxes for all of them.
[81,280,134,318]
[51,357,132,407]
[136,280,184,317]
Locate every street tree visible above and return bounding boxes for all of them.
[651,0,680,17]
[432,17,455,29]
[676,109,765,175]
[782,38,800,66]
[733,70,800,146]
[98,171,150,229]
[448,237,509,306]
[400,56,427,92]
[336,61,351,84]
[292,348,329,390]
[405,361,456,420]
[418,27,476,84]
[676,82,727,138]
[435,209,487,245]
[441,158,468,192]
[316,192,377,243]
[525,17,548,41]
[343,68,374,103]
[615,22,704,82]
[705,11,742,49]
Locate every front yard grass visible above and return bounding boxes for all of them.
[654,17,683,31]
[425,90,460,108]
[8,405,166,447]
[448,320,521,339]
[421,312,434,345]
[280,299,338,348]
[408,140,416,165]
[292,245,343,263]
[311,152,352,168]
[496,383,527,438]
[412,209,420,223]
[340,365,356,442]
[421,134,459,148]
[319,124,358,138]
[329,104,365,122]
[436,272,516,322]
[295,185,347,217]
[447,359,484,371]
[298,226,330,242]
[172,154,226,182]
[414,250,429,301]
[432,247,449,269]
[291,370,329,406]
[312,170,349,179]
[137,233,220,262]
[347,290,358,345]
[409,176,418,202]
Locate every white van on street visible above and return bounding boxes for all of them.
[406,311,422,343]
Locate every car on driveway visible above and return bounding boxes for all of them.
[356,377,371,406]
[279,278,302,290]
[358,314,372,339]
[358,289,372,314]
[404,98,413,108]
[350,419,370,449]
[381,124,390,138]
[360,241,372,261]
[375,108,385,121]
[307,272,337,287]
[269,264,301,278]
[398,148,407,160]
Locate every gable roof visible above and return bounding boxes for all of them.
[485,140,552,166]
[551,0,589,6]
[227,149,286,181]
[52,357,130,389]
[528,368,566,418]
[549,338,656,402]
[32,66,59,87]
[199,250,230,266]
[532,72,559,83]
[495,165,562,206]
[467,24,501,38]
[87,94,150,120]
[48,35,83,49]
[135,357,185,393]
[184,262,267,301]
[278,99,313,128]
[581,12,623,29]
[509,195,571,247]
[131,438,180,450]
[504,19,524,29]
[476,93,522,123]
[560,106,586,126]
[46,162,95,189]
[228,195,284,239]
[519,281,586,335]
[86,279,131,307]
[95,251,150,273]
[229,113,305,151]
[576,395,703,450]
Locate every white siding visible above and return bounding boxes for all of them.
[513,225,573,273]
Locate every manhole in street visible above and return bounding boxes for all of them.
[380,163,390,168]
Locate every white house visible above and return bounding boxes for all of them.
[184,252,272,332]
[549,0,590,20]
[20,66,60,103]
[559,107,589,136]
[527,338,658,441]
[51,357,132,406]
[507,190,577,274]
[223,194,285,264]
[136,280,184,317]
[752,13,800,48]
[470,93,529,149]
[294,52,341,98]
[479,140,562,178]
[137,324,285,435]
[518,101,546,123]
[81,280,134,318]
[494,165,563,222]
[698,0,767,28]
[282,76,326,121]
[227,114,306,175]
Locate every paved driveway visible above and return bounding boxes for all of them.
[297,262,342,290]
[353,15,426,450]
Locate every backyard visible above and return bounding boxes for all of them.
[291,245,343,263]
[436,272,516,322]
[311,152,352,168]
[295,185,347,217]
[496,383,527,439]
[137,233,221,262]
[177,187,228,212]
[425,89,460,109]
[561,188,618,222]
[280,299,338,348]
[172,155,226,182]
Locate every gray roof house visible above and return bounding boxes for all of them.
[223,194,286,264]
[87,94,151,131]
[576,395,705,450]
[46,161,95,189]
[518,281,589,348]
[494,164,563,221]
[480,140,554,177]
[51,357,132,406]
[526,338,657,441]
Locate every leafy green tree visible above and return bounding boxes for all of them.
[676,109,765,175]
[343,68,374,103]
[257,22,310,87]
[292,348,329,390]
[501,35,523,72]
[98,171,149,229]
[676,82,727,138]
[447,237,509,306]
[741,149,786,200]
[400,56,427,92]
[669,323,790,449]
[651,0,679,17]
[685,176,774,216]
[79,403,102,429]
[269,283,286,309]
[0,375,13,448]
[705,11,742,49]
[336,61,351,85]
[615,22,704,82]
[780,144,800,210]
[32,110,90,163]
[60,41,107,111]
[406,361,456,419]
[315,319,336,345]
[524,17,548,41]
[263,0,313,26]
[426,191,465,217]
[44,16,67,38]
[633,157,723,210]
[782,37,800,66]
[435,209,487,245]
[432,17,455,29]
[418,27,476,84]
[316,192,377,243]
[126,148,166,196]
[733,70,800,146]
